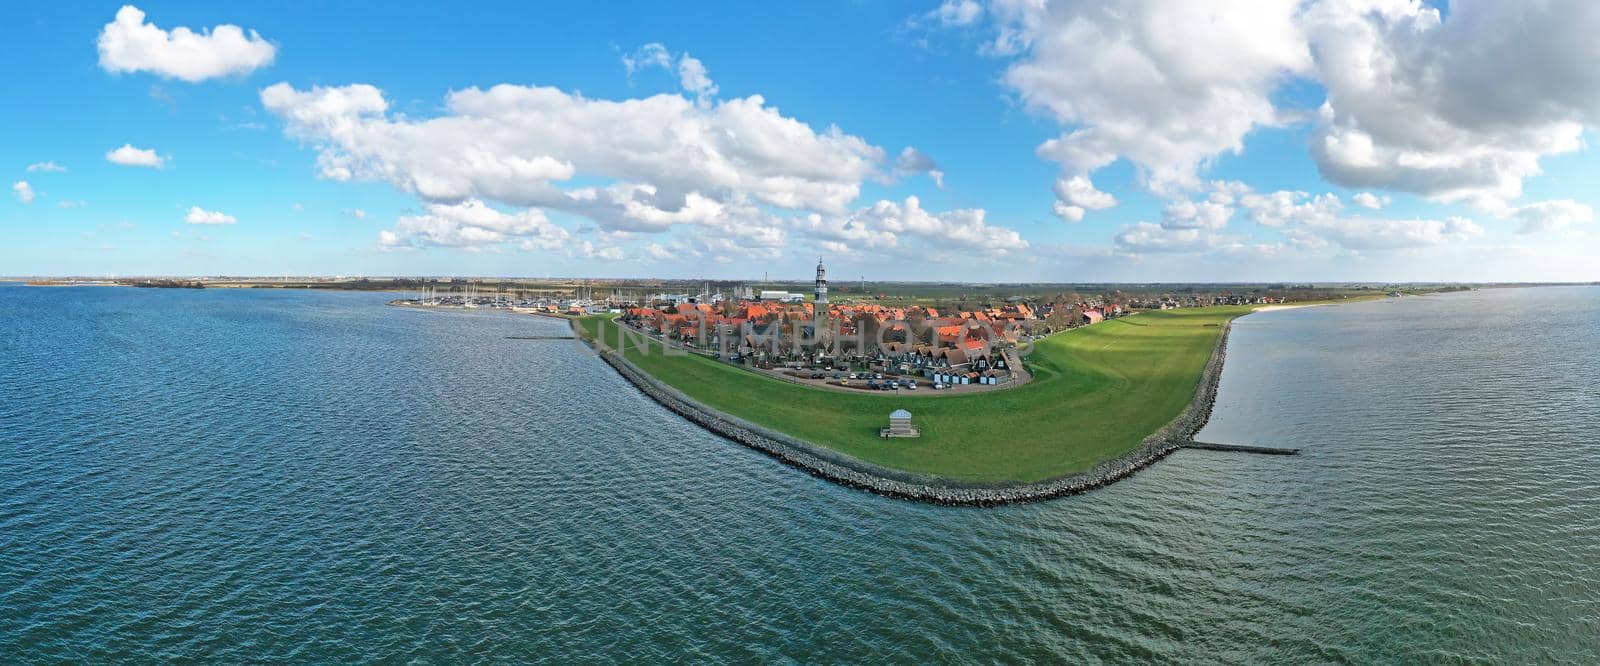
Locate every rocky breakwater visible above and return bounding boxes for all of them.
[575,317,1239,506]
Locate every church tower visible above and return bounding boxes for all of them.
[814,257,828,304]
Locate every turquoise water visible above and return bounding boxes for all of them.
[2,284,1597,662]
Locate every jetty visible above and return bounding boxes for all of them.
[1183,441,1300,455]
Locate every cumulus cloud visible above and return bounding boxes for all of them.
[568,240,626,261]
[261,53,1033,263]
[106,144,165,168]
[1239,190,1343,228]
[947,1,1600,227]
[1114,222,1210,253]
[13,181,34,204]
[97,5,276,82]
[1113,182,1248,252]
[1303,0,1600,209]
[1352,192,1389,210]
[185,206,236,225]
[1050,175,1116,222]
[994,0,1311,214]
[1512,200,1594,235]
[1237,188,1482,249]
[893,147,945,188]
[1299,215,1484,250]
[26,161,66,173]
[850,196,1027,253]
[262,82,885,221]
[1115,180,1484,256]
[791,211,897,254]
[781,195,1033,259]
[1160,199,1233,230]
[380,199,570,251]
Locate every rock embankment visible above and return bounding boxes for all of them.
[577,317,1238,506]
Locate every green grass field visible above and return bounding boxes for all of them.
[577,306,1257,483]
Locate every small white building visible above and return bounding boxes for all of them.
[880,408,920,438]
[759,290,805,303]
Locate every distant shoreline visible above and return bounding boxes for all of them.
[19,280,127,288]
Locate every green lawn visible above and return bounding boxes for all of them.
[577,306,1256,483]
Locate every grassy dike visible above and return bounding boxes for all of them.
[576,305,1258,485]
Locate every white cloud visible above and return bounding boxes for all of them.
[575,240,626,261]
[344,208,368,219]
[185,206,236,225]
[58,200,88,209]
[944,1,1600,234]
[97,5,276,82]
[623,43,717,104]
[933,0,983,27]
[1160,199,1233,230]
[1352,192,1389,210]
[12,181,34,204]
[261,80,908,250]
[676,55,718,105]
[643,242,673,260]
[622,43,672,76]
[1304,0,1600,209]
[1238,187,1483,249]
[893,147,945,188]
[1050,175,1116,222]
[1512,200,1594,235]
[1114,223,1209,253]
[261,54,1031,263]
[379,199,569,251]
[106,144,166,168]
[26,161,66,173]
[1113,180,1485,256]
[791,211,898,253]
[1239,190,1343,228]
[994,0,1311,212]
[1298,215,1484,250]
[848,196,1027,253]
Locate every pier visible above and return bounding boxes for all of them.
[1183,441,1300,455]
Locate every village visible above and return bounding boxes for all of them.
[393,261,1302,394]
[608,260,1286,393]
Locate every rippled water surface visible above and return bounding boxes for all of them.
[2,284,1598,662]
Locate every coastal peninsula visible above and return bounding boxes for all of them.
[575,304,1257,504]
[376,266,1429,503]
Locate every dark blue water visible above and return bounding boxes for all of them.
[2,284,1597,662]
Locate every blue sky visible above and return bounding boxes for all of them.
[4,1,1598,282]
